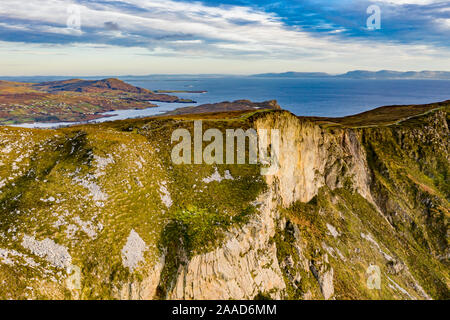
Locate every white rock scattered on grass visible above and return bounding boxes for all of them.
[73,177,108,202]
[135,160,143,170]
[334,247,346,261]
[361,232,379,248]
[95,201,105,207]
[224,170,234,180]
[202,168,234,184]
[202,168,223,183]
[47,196,55,202]
[159,181,172,208]
[321,242,346,261]
[121,229,147,272]
[0,248,39,267]
[65,224,79,238]
[1,145,12,154]
[93,154,115,178]
[53,216,67,228]
[73,217,98,239]
[0,248,18,265]
[21,235,72,269]
[387,276,414,299]
[326,223,339,238]
[361,232,393,261]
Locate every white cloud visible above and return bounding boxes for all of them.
[0,0,449,74]
[170,40,203,44]
[437,18,450,28]
[0,0,446,57]
[372,0,448,4]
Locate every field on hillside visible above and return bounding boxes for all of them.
[0,79,194,125]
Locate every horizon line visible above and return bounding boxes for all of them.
[2,69,450,78]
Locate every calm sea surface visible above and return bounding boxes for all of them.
[5,76,450,127]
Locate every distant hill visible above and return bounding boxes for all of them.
[253,70,450,80]
[339,70,450,80]
[253,72,330,78]
[162,99,281,116]
[0,78,194,125]
[33,78,152,94]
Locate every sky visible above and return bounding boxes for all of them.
[0,0,449,75]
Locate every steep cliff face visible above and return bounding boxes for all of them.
[0,105,448,300]
[156,109,448,300]
[161,113,374,300]
[255,112,374,205]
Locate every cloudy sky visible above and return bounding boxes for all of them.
[0,0,449,75]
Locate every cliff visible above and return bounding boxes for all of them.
[0,102,448,300]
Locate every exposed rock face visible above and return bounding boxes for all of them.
[160,112,373,300]
[254,112,373,205]
[156,112,372,300]
[310,262,334,300]
[168,189,286,300]
[116,255,165,300]
[0,105,448,300]
[151,109,448,300]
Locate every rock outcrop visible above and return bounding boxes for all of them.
[141,108,448,300]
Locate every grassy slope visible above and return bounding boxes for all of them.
[309,100,449,128]
[0,102,448,299]
[0,111,267,299]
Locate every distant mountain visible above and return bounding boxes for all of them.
[253,70,450,80]
[339,70,450,80]
[253,72,331,78]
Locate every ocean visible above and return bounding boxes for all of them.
[122,76,450,117]
[5,76,450,127]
